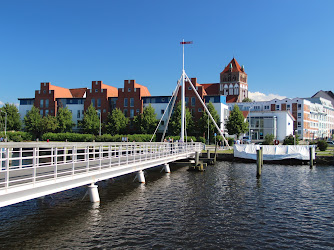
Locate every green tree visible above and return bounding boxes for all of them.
[0,103,21,131]
[41,115,58,134]
[198,102,220,142]
[81,104,100,135]
[105,108,129,135]
[242,97,253,102]
[24,106,42,138]
[133,104,158,134]
[263,134,275,145]
[168,102,194,136]
[225,104,248,138]
[283,134,299,145]
[56,107,74,133]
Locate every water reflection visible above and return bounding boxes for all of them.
[0,162,333,249]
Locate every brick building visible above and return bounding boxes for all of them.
[116,80,151,119]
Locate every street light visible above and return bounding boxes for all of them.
[0,110,7,142]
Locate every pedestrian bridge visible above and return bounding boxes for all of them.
[0,141,202,207]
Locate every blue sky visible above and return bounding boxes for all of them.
[1,0,333,106]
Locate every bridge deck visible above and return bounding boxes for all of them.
[0,142,202,207]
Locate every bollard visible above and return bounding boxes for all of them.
[260,147,263,168]
[207,150,210,159]
[195,152,199,166]
[256,149,262,178]
[309,146,314,168]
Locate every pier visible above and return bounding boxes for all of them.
[0,141,202,207]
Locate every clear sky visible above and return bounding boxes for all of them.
[1,0,333,106]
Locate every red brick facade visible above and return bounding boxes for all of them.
[116,80,151,118]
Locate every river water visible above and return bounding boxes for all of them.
[0,162,333,249]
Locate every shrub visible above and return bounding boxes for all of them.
[317,140,328,151]
[197,137,206,144]
[263,134,275,145]
[227,137,234,146]
[42,132,95,142]
[283,134,299,145]
[0,131,33,142]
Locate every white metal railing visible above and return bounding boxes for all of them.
[0,142,202,192]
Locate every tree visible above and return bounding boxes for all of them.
[198,102,220,142]
[242,97,253,102]
[133,104,158,134]
[81,104,100,135]
[263,134,275,145]
[168,102,194,136]
[0,103,21,131]
[105,108,129,135]
[283,134,299,145]
[56,107,74,133]
[40,115,58,134]
[24,106,42,138]
[225,104,248,138]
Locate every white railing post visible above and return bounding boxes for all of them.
[72,146,76,176]
[126,145,128,165]
[86,146,89,172]
[118,145,121,166]
[33,148,37,185]
[19,147,22,169]
[5,148,9,189]
[109,145,112,167]
[99,146,102,170]
[54,147,58,180]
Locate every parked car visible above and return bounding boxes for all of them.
[327,141,334,145]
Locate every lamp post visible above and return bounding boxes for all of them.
[97,110,101,136]
[248,106,253,140]
[0,110,7,142]
[294,129,298,145]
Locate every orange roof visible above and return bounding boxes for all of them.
[229,110,249,119]
[70,88,87,98]
[101,83,118,97]
[189,78,207,95]
[201,83,219,95]
[221,58,246,74]
[226,96,238,103]
[134,83,151,96]
[49,84,73,99]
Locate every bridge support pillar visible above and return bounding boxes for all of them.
[88,183,100,203]
[137,170,145,183]
[163,163,170,173]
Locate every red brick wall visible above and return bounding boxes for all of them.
[34,82,56,116]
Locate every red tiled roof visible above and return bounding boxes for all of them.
[101,83,118,97]
[201,83,220,95]
[221,58,245,74]
[70,88,87,98]
[134,83,151,96]
[226,96,238,103]
[49,84,73,99]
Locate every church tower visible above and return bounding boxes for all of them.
[220,58,248,103]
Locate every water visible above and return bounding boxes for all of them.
[0,162,333,249]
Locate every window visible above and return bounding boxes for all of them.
[124,109,128,117]
[298,113,301,118]
[198,108,203,112]
[128,88,131,92]
[287,104,291,110]
[124,98,128,107]
[191,97,195,106]
[45,110,49,116]
[50,109,54,114]
[298,104,302,110]
[130,109,134,118]
[40,110,43,116]
[161,98,165,102]
[188,87,192,90]
[276,105,280,111]
[97,98,101,107]
[264,105,269,110]
[77,110,80,118]
[95,89,98,93]
[161,109,164,114]
[103,109,106,113]
[298,121,301,127]
[40,99,44,108]
[185,97,189,106]
[43,90,46,94]
[45,99,49,108]
[130,98,134,107]
[136,109,140,113]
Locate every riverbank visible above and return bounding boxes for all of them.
[202,152,334,166]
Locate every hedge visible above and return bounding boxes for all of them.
[42,132,95,142]
[0,131,33,142]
